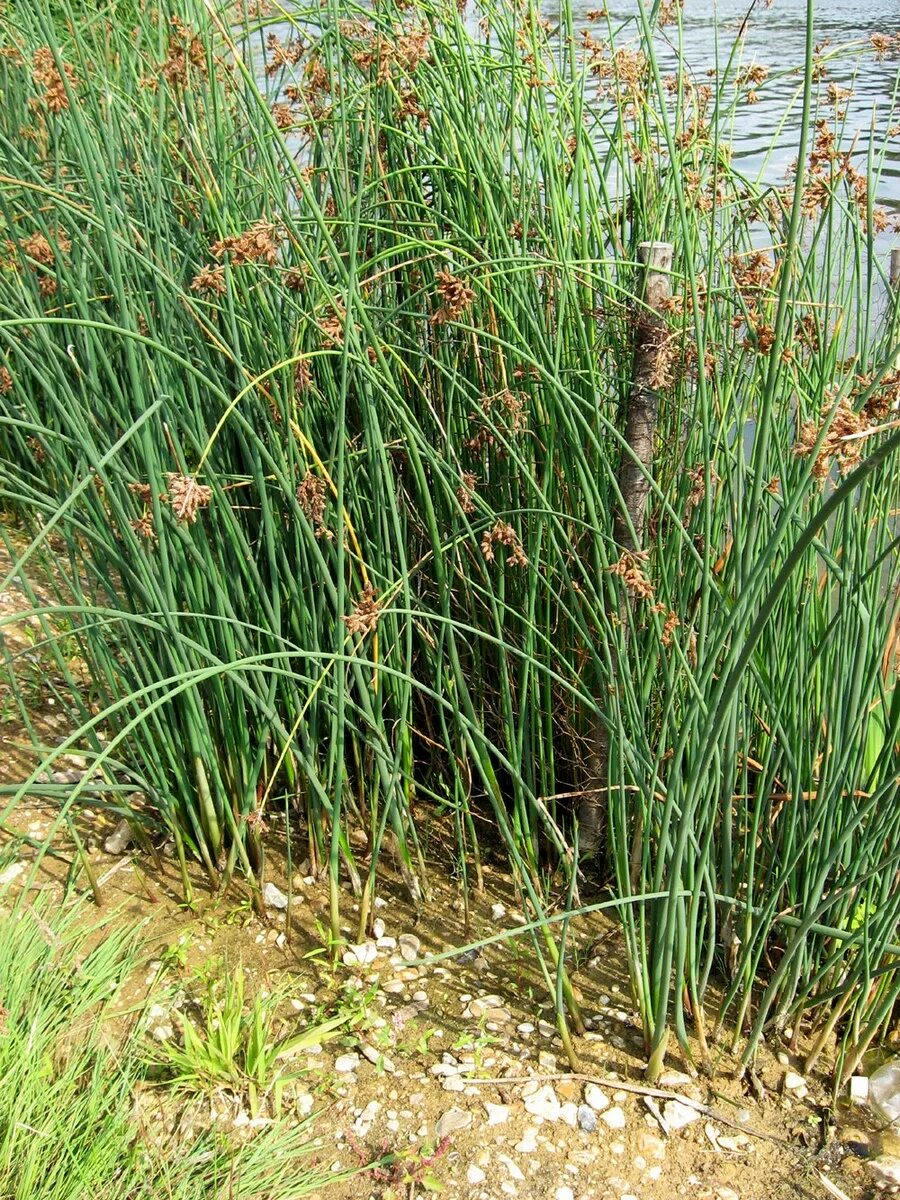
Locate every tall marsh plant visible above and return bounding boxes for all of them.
[1,0,900,1078]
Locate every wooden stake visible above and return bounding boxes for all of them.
[578,241,674,856]
[614,241,675,552]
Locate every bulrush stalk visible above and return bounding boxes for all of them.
[1,0,900,1082]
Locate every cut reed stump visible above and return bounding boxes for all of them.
[578,241,674,857]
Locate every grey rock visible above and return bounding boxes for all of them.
[869,1156,900,1187]
[103,818,133,855]
[577,1104,598,1133]
[398,933,421,961]
[435,1106,472,1137]
[262,881,289,910]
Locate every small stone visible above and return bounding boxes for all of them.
[601,1106,627,1130]
[514,1127,538,1153]
[0,862,24,887]
[467,1166,486,1185]
[398,933,421,962]
[517,1022,535,1035]
[716,1190,740,1200]
[353,1100,382,1135]
[103,819,133,855]
[783,1070,805,1091]
[435,1107,472,1138]
[499,1152,526,1179]
[537,1019,555,1038]
[658,1070,692,1087]
[491,903,506,921]
[850,1076,869,1104]
[538,1051,558,1072]
[334,1053,360,1074]
[663,1099,701,1130]
[343,942,377,967]
[484,1102,510,1125]
[361,1044,395,1072]
[262,882,288,910]
[869,1156,900,1188]
[523,1084,561,1122]
[584,1083,610,1113]
[372,917,385,939]
[559,1102,579,1127]
[577,1105,597,1133]
[555,1188,575,1200]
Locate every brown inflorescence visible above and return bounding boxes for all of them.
[609,550,654,600]
[0,366,12,395]
[481,520,528,567]
[211,220,281,266]
[343,584,381,636]
[456,471,477,515]
[432,269,475,325]
[162,17,208,88]
[296,470,332,539]
[190,264,226,295]
[32,47,77,113]
[793,395,866,480]
[165,473,213,523]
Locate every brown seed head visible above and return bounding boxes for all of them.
[166,472,212,522]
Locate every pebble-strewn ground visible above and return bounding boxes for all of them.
[0,539,885,1200]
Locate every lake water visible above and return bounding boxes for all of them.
[261,0,900,251]
[568,0,900,213]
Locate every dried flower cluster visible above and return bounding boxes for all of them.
[0,366,13,395]
[352,25,431,87]
[609,550,653,600]
[211,220,281,266]
[166,472,213,523]
[730,250,776,353]
[735,63,768,104]
[870,33,900,59]
[581,34,647,102]
[651,601,680,646]
[318,301,346,347]
[272,103,296,130]
[684,463,719,520]
[190,264,226,295]
[432,269,475,325]
[32,47,77,114]
[17,229,70,298]
[793,396,866,479]
[265,34,303,76]
[295,357,313,395]
[481,520,528,567]
[296,470,332,539]
[162,18,207,89]
[456,471,477,515]
[343,584,380,636]
[798,120,888,232]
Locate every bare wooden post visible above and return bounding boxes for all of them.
[891,247,900,291]
[613,241,675,551]
[578,240,674,857]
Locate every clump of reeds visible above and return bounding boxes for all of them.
[2,0,900,1081]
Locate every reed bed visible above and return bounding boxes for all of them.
[1,0,900,1081]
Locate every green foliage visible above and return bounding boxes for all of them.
[0,895,334,1198]
[156,963,356,1113]
[0,0,899,1082]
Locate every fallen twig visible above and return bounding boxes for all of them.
[463,1071,789,1144]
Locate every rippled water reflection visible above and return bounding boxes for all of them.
[571,0,900,211]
